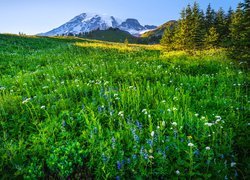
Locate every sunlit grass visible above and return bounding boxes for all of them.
[0,34,248,179]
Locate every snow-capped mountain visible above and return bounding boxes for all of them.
[39,13,157,36]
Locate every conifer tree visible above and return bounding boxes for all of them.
[190,2,205,50]
[204,27,219,49]
[215,7,227,43]
[161,27,174,51]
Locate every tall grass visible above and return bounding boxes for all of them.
[0,34,249,179]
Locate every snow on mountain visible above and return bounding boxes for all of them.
[39,13,156,36]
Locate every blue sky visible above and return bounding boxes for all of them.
[0,0,240,35]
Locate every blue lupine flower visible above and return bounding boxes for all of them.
[194,150,200,157]
[101,153,108,163]
[122,159,126,165]
[117,161,122,170]
[132,154,137,159]
[131,128,139,143]
[146,139,153,147]
[136,120,143,130]
[127,158,131,164]
[116,176,120,180]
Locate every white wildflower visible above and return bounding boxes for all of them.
[188,143,194,147]
[151,131,155,137]
[149,155,154,159]
[215,116,221,120]
[172,122,177,126]
[231,162,236,167]
[176,170,180,175]
[204,122,213,127]
[205,146,211,150]
[118,111,124,117]
[41,106,45,109]
[22,98,31,104]
[173,107,177,111]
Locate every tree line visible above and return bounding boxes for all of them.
[161,0,249,62]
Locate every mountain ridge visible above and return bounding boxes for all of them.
[39,12,157,36]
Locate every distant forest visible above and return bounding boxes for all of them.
[161,1,250,62]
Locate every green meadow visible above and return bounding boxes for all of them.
[0,34,249,179]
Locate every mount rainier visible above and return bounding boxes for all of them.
[39,13,157,36]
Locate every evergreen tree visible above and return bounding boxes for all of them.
[124,38,129,46]
[214,7,227,43]
[230,1,250,62]
[205,4,215,30]
[204,27,219,49]
[190,2,205,50]
[173,9,187,50]
[161,27,174,51]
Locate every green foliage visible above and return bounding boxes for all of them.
[46,141,85,177]
[204,27,219,49]
[229,0,250,62]
[0,34,248,179]
[124,38,129,46]
[160,27,174,51]
[161,2,249,63]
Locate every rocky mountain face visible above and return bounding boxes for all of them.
[39,13,157,36]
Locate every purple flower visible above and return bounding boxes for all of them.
[117,161,122,170]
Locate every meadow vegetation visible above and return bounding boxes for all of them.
[0,34,249,179]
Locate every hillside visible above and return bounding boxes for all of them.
[75,28,139,43]
[141,20,177,43]
[0,34,248,179]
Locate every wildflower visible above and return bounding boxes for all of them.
[41,105,45,109]
[205,146,211,150]
[176,170,180,175]
[22,98,31,104]
[118,111,124,117]
[149,155,154,159]
[201,116,206,120]
[117,161,122,170]
[188,143,194,147]
[0,87,6,91]
[167,109,171,112]
[231,162,236,167]
[162,121,166,127]
[204,122,213,127]
[215,115,221,120]
[171,122,177,126]
[142,109,147,114]
[136,120,143,130]
[195,113,199,117]
[157,126,160,129]
[151,131,155,137]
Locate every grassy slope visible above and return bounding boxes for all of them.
[140,20,177,43]
[0,34,249,179]
[77,28,139,43]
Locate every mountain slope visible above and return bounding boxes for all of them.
[76,28,139,43]
[39,13,156,36]
[140,20,177,43]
